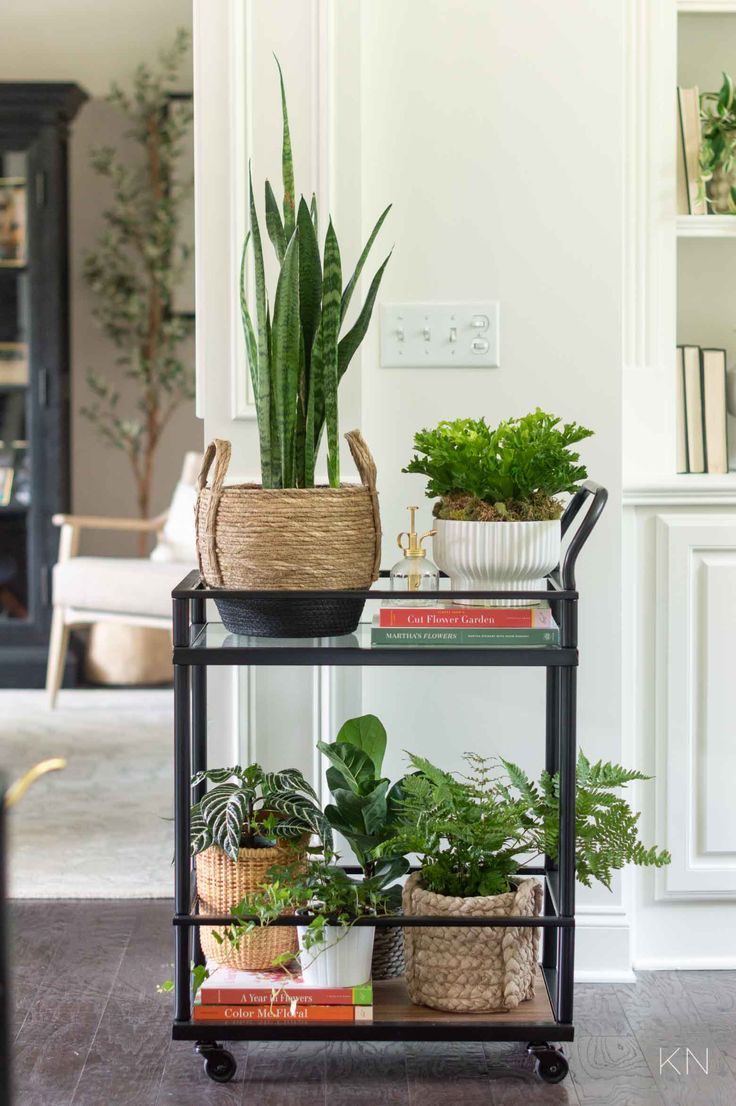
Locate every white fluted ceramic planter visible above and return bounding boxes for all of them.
[433,518,560,606]
[297,922,375,987]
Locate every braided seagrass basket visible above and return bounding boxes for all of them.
[402,872,542,1013]
[195,431,381,637]
[196,841,304,971]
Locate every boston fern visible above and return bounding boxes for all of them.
[241,58,391,489]
[403,409,593,522]
[380,751,669,898]
[190,765,332,862]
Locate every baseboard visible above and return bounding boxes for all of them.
[574,910,634,982]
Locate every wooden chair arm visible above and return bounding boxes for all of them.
[51,511,169,533]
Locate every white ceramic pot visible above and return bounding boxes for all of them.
[297,922,375,988]
[433,518,561,606]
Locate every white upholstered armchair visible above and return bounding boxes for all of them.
[45,452,201,707]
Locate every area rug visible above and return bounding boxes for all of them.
[0,689,173,898]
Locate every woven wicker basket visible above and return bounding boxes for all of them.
[196,841,304,971]
[402,872,542,1013]
[195,431,381,638]
[371,924,405,980]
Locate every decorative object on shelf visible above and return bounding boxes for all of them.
[388,505,439,605]
[190,764,330,971]
[0,178,26,265]
[699,73,736,215]
[318,713,409,980]
[404,410,593,605]
[80,29,194,555]
[382,750,670,1013]
[195,59,390,638]
[677,86,706,216]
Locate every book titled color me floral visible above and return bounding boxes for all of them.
[378,606,555,628]
[199,962,372,1006]
[193,1003,373,1023]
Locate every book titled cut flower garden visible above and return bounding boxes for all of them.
[371,605,559,647]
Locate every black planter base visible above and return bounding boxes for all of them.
[214,595,367,638]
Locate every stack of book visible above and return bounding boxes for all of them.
[193,963,373,1023]
[371,605,559,648]
[676,346,729,474]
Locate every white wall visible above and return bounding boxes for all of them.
[195,0,627,977]
[5,0,201,553]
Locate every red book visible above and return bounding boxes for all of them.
[193,1003,373,1023]
[378,606,553,629]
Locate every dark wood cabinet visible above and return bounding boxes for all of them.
[0,83,87,687]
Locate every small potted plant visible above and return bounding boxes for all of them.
[700,72,736,213]
[318,713,409,979]
[226,855,392,989]
[196,59,391,637]
[403,410,593,604]
[381,751,669,1013]
[190,764,331,970]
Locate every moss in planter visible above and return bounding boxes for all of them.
[433,492,563,523]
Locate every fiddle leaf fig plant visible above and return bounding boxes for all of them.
[190,764,332,862]
[318,714,409,897]
[403,409,593,522]
[242,57,392,490]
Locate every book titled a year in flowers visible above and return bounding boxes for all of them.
[378,606,555,629]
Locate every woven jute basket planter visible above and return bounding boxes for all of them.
[196,841,304,971]
[402,872,542,1013]
[371,923,405,981]
[195,430,381,638]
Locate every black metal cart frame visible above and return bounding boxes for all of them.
[170,480,607,1085]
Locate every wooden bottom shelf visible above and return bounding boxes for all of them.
[173,968,569,1044]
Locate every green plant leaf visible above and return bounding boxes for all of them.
[263,769,318,803]
[296,196,322,363]
[225,788,252,861]
[248,164,273,486]
[334,714,387,776]
[190,803,213,856]
[320,219,342,487]
[317,741,376,794]
[239,234,260,408]
[270,227,301,487]
[337,250,392,384]
[274,55,295,238]
[340,203,391,323]
[265,180,286,263]
[310,192,318,239]
[360,779,390,837]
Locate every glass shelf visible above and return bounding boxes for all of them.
[173,620,575,668]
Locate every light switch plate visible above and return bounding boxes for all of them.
[380,302,500,368]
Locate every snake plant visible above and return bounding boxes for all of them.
[241,58,391,489]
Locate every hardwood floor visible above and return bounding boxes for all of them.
[8,901,735,1106]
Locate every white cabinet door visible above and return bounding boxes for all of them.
[656,514,736,899]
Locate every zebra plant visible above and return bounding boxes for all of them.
[190,764,332,862]
[241,58,391,489]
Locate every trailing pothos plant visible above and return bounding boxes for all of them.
[317,714,409,905]
[216,854,393,963]
[403,409,593,522]
[241,57,391,489]
[189,764,332,862]
[378,751,670,898]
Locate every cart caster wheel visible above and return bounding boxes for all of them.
[527,1043,569,1084]
[196,1043,237,1083]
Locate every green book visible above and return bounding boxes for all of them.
[370,617,559,648]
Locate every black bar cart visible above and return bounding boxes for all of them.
[170,480,607,1087]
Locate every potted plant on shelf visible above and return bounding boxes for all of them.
[196,58,392,637]
[225,854,393,989]
[700,72,736,213]
[403,409,593,604]
[380,751,669,1014]
[318,714,409,979]
[190,764,331,970]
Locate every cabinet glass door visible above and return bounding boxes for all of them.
[0,150,30,622]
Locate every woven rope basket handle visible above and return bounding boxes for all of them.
[345,429,381,580]
[196,439,232,587]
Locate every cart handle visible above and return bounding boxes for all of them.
[559,480,607,591]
